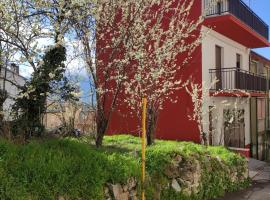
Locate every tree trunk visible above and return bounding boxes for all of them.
[95,111,109,147]
[146,108,158,146]
[0,89,7,135]
[0,110,3,135]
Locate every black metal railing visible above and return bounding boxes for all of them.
[209,67,267,92]
[204,0,269,40]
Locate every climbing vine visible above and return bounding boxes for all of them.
[12,45,77,139]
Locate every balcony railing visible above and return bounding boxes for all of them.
[209,68,267,92]
[204,0,269,40]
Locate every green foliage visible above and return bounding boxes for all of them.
[102,135,249,200]
[12,45,77,138]
[0,139,140,200]
[0,135,249,200]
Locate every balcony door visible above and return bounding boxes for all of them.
[235,53,242,89]
[215,45,222,90]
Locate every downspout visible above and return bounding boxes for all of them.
[265,66,269,161]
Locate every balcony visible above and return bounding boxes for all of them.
[203,0,269,48]
[209,68,268,95]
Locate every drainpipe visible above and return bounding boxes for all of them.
[265,68,269,161]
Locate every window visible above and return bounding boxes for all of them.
[257,98,265,120]
[250,61,257,74]
[257,98,266,133]
[236,54,242,69]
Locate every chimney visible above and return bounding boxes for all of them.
[10,63,19,74]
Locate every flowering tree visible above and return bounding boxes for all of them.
[185,81,216,145]
[118,0,204,145]
[1,0,210,146]
[69,0,205,146]
[0,0,79,139]
[186,80,251,146]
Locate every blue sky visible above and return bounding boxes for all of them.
[242,0,270,59]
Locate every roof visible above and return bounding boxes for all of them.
[0,66,27,81]
[250,51,270,66]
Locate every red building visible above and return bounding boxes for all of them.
[99,0,270,159]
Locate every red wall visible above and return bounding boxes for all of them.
[99,0,202,143]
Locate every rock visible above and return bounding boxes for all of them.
[104,186,111,199]
[117,192,129,200]
[105,177,138,200]
[164,164,179,178]
[171,179,181,192]
[127,178,136,190]
[216,156,222,162]
[110,184,123,199]
[175,155,182,164]
[104,187,109,195]
[122,185,128,192]
[130,195,138,200]
[172,155,182,167]
[181,171,194,181]
[177,178,185,186]
[130,190,138,200]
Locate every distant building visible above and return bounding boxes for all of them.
[44,101,96,134]
[0,64,26,120]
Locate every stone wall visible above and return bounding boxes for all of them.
[103,154,249,200]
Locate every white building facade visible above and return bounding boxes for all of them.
[0,65,26,120]
[201,0,270,160]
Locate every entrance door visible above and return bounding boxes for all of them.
[257,98,266,160]
[215,45,222,90]
[224,109,245,148]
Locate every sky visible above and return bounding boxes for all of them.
[242,0,270,59]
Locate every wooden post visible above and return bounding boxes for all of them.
[142,97,147,200]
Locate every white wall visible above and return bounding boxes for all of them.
[202,26,250,87]
[201,26,251,147]
[203,97,250,146]
[0,67,26,120]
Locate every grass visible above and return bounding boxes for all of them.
[0,138,140,200]
[0,135,249,200]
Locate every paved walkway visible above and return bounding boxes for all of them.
[218,181,270,200]
[218,158,270,200]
